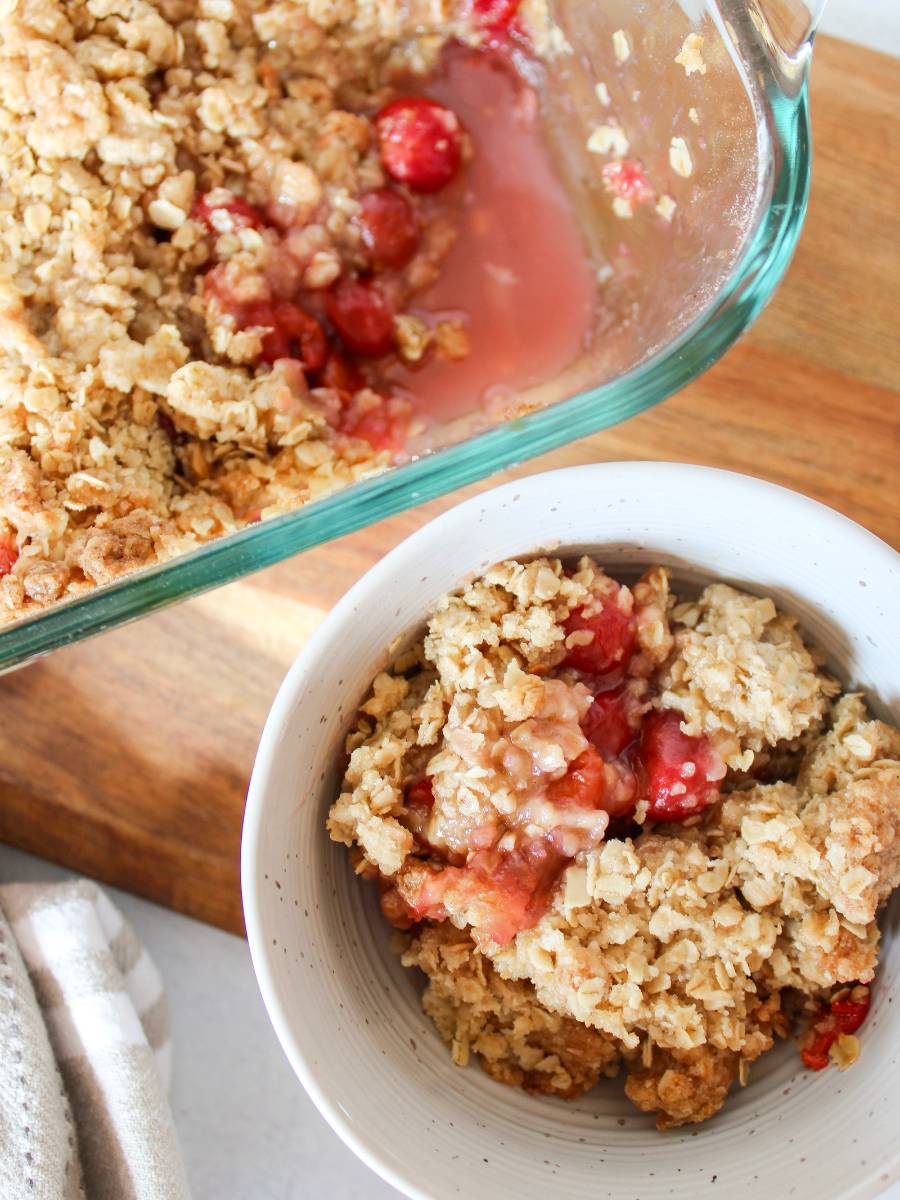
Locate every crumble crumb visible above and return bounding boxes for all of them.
[675,33,707,77]
[433,319,471,362]
[655,194,677,222]
[587,124,630,158]
[612,30,631,64]
[669,136,694,178]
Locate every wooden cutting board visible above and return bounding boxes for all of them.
[1,37,897,936]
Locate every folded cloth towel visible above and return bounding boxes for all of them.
[0,880,190,1200]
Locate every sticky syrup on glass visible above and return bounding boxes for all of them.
[384,43,597,426]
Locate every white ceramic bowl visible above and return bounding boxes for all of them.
[242,463,900,1200]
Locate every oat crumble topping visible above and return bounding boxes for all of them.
[587,123,629,159]
[655,194,676,222]
[675,32,707,77]
[612,29,630,65]
[327,558,900,1128]
[0,0,556,622]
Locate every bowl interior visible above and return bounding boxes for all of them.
[244,464,900,1200]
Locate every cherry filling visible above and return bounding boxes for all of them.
[191,36,598,472]
[200,212,407,449]
[563,597,722,827]
[470,0,521,29]
[201,271,328,371]
[398,694,725,944]
[406,777,436,811]
[375,97,464,193]
[801,985,871,1071]
[562,586,637,675]
[388,575,731,946]
[192,191,265,233]
[398,748,615,944]
[317,350,366,396]
[0,537,18,577]
[601,159,655,207]
[543,743,634,823]
[544,744,608,809]
[397,698,723,945]
[324,279,395,358]
[582,685,638,760]
[194,81,468,460]
[358,187,420,270]
[410,837,567,945]
[636,710,722,822]
[341,404,404,452]
[260,301,328,369]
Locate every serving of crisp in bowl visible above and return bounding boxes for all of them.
[242,463,900,1200]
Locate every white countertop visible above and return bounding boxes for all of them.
[2,8,897,1199]
[822,0,899,50]
[0,844,396,1200]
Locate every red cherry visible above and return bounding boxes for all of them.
[238,300,327,369]
[405,778,435,811]
[562,588,636,675]
[545,745,607,809]
[582,686,636,759]
[800,1031,832,1072]
[358,187,419,270]
[546,744,637,821]
[317,350,365,395]
[601,159,655,206]
[341,401,409,453]
[326,278,395,357]
[0,536,18,577]
[240,301,289,363]
[271,302,327,371]
[636,710,721,822]
[237,301,284,363]
[375,97,463,193]
[831,994,871,1034]
[472,0,520,28]
[801,1042,832,1071]
[192,191,266,233]
[801,987,871,1071]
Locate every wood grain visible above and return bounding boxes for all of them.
[1,37,898,935]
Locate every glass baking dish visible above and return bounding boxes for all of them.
[0,0,820,672]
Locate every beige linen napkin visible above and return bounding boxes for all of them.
[0,880,190,1200]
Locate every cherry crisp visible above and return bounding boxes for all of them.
[0,0,543,621]
[328,557,900,1127]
